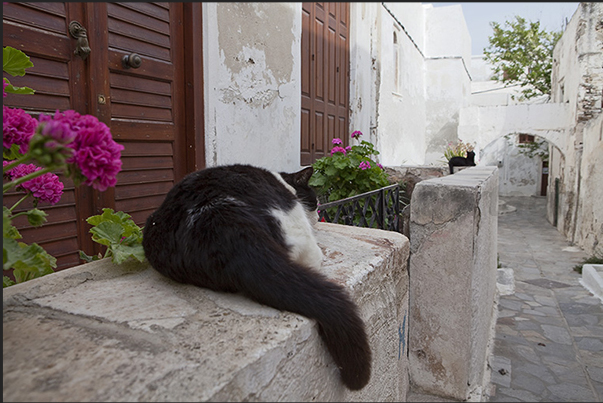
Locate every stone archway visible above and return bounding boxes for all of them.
[458,103,570,162]
[480,132,557,197]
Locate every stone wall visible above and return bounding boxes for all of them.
[408,166,499,400]
[3,167,502,402]
[3,223,410,402]
[548,2,603,255]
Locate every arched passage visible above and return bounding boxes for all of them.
[480,132,562,197]
[458,103,570,162]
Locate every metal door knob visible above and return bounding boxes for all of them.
[122,53,142,69]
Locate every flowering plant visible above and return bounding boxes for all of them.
[443,139,475,161]
[81,208,145,265]
[309,130,389,203]
[3,46,127,287]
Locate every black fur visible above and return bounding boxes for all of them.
[448,151,476,174]
[142,164,371,390]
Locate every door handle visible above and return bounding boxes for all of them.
[68,21,91,60]
[122,53,142,69]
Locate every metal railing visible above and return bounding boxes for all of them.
[317,184,406,233]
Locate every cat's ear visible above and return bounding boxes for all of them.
[294,166,314,185]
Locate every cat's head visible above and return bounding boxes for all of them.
[280,167,318,214]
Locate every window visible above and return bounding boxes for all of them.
[518,134,535,143]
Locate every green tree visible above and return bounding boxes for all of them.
[483,16,562,101]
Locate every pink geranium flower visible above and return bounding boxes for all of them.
[40,110,124,192]
[3,162,63,205]
[351,130,363,139]
[3,106,38,153]
[330,146,347,155]
[359,161,371,170]
[332,138,343,145]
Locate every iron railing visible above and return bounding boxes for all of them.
[317,184,407,233]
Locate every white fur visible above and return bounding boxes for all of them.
[271,171,297,196]
[269,171,323,269]
[270,204,324,270]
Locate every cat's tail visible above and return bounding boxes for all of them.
[233,250,372,391]
[448,159,454,175]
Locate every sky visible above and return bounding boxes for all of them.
[428,2,581,55]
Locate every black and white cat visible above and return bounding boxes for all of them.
[142,164,371,390]
[448,150,476,174]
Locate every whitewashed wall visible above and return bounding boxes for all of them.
[202,3,477,171]
[203,3,302,172]
[480,136,543,197]
[548,2,603,255]
[422,4,472,165]
[349,3,429,166]
[575,114,603,257]
[349,3,473,167]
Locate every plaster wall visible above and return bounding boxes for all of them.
[575,114,603,257]
[480,136,543,197]
[470,55,525,107]
[548,2,603,251]
[468,55,549,197]
[349,3,474,168]
[459,103,570,159]
[423,4,472,166]
[349,3,428,166]
[203,3,302,172]
[409,166,499,400]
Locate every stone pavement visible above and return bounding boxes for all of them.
[486,196,603,402]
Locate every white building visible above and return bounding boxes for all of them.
[204,2,601,256]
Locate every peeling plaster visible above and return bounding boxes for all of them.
[217,3,294,99]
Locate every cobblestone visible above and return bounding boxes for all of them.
[487,196,603,402]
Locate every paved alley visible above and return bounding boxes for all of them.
[487,196,603,402]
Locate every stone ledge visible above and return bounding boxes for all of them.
[3,222,409,402]
[408,166,499,401]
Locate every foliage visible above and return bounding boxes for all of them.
[504,134,549,161]
[483,16,562,101]
[3,46,35,95]
[517,139,549,161]
[3,46,126,287]
[309,131,390,203]
[443,139,475,161]
[80,208,146,265]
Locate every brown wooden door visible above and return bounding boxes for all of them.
[3,2,198,270]
[301,2,350,166]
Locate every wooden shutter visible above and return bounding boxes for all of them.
[3,2,89,269]
[101,2,187,226]
[301,2,350,165]
[3,2,197,271]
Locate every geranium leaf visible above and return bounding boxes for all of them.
[3,46,34,77]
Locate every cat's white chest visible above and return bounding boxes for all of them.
[270,203,323,270]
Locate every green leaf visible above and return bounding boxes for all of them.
[90,221,124,246]
[3,276,16,288]
[3,78,35,95]
[25,208,48,227]
[3,46,34,77]
[3,237,56,281]
[78,250,100,263]
[3,143,25,160]
[86,208,145,264]
[110,243,146,264]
